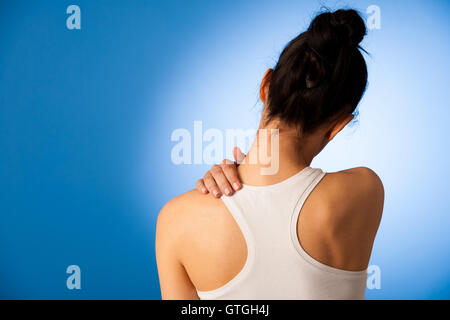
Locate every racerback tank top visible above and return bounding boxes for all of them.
[196,166,367,300]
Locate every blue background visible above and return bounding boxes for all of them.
[1,0,449,299]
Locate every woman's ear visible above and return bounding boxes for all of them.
[260,68,273,104]
[327,114,354,141]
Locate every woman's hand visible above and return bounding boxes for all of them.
[196,147,245,197]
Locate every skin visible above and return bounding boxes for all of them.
[156,68,384,300]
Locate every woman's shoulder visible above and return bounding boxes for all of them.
[299,166,384,270]
[314,166,384,238]
[158,189,224,221]
[324,166,384,204]
[329,166,383,183]
[306,166,384,241]
[156,189,246,285]
[156,190,229,246]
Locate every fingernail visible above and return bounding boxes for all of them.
[202,187,207,193]
[224,188,232,196]
[213,190,220,197]
[233,182,240,190]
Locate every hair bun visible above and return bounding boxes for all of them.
[330,9,366,47]
[308,9,366,49]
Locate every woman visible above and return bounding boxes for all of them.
[156,9,384,300]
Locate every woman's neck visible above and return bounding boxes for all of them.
[237,125,317,186]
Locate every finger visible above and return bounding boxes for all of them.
[196,179,208,194]
[203,172,222,198]
[222,158,234,165]
[210,165,234,196]
[233,147,246,164]
[221,162,241,191]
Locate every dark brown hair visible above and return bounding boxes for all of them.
[267,9,368,134]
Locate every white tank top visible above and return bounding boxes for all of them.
[196,166,367,300]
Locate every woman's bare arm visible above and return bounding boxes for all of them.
[156,200,199,300]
